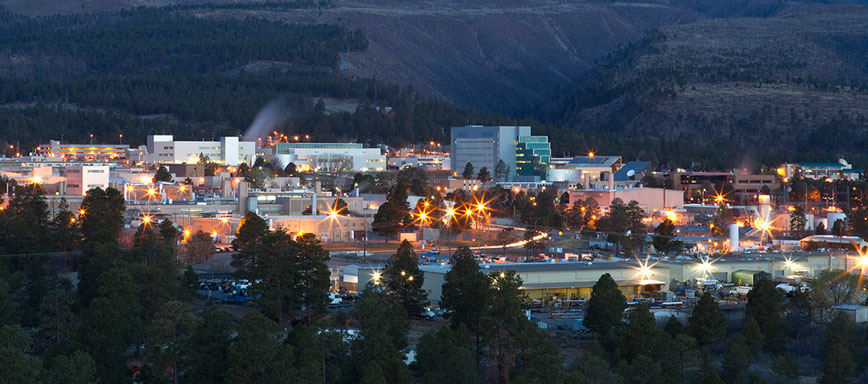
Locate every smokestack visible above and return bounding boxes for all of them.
[729,224,740,252]
[311,191,318,216]
[583,173,590,189]
[758,195,771,222]
[607,172,614,191]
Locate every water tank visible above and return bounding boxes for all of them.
[729,224,740,252]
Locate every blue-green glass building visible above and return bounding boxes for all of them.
[515,136,551,181]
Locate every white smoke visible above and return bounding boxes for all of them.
[243,99,293,143]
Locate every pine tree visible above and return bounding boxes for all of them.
[622,303,657,361]
[226,312,295,383]
[413,326,481,384]
[720,334,751,384]
[153,165,173,183]
[746,278,786,351]
[383,240,428,315]
[742,317,764,355]
[463,162,474,180]
[688,292,726,345]
[184,306,234,383]
[583,273,626,334]
[477,167,491,183]
[441,247,491,362]
[231,211,269,276]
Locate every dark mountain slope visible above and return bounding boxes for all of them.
[544,4,868,168]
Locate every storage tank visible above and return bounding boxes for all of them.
[729,224,740,252]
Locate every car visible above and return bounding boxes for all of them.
[328,292,343,305]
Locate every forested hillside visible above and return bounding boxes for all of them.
[0,5,501,151]
[541,3,868,169]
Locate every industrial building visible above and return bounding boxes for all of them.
[144,135,256,166]
[782,159,863,181]
[65,165,110,196]
[264,142,386,172]
[37,140,131,162]
[568,187,684,214]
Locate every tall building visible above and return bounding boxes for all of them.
[515,135,551,181]
[450,125,531,177]
[145,135,255,166]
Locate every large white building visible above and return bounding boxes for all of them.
[145,135,255,166]
[66,165,110,196]
[270,143,386,172]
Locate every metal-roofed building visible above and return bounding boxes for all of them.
[614,161,651,181]
[420,261,668,303]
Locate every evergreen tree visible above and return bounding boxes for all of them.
[351,288,412,384]
[831,219,847,237]
[285,162,297,176]
[742,317,763,355]
[184,306,234,383]
[789,205,808,238]
[41,350,97,384]
[185,230,215,263]
[720,334,751,384]
[664,315,686,336]
[819,338,855,384]
[295,233,331,325]
[383,240,428,315]
[79,187,125,242]
[688,292,726,345]
[652,218,680,254]
[484,270,527,383]
[771,352,799,382]
[413,325,482,384]
[621,303,657,361]
[226,312,295,383]
[153,165,173,183]
[495,159,508,181]
[0,325,41,384]
[463,162,474,180]
[253,230,299,324]
[440,247,491,362]
[746,278,786,351]
[477,167,491,183]
[583,273,626,334]
[372,181,410,240]
[231,211,270,276]
[144,300,195,383]
[72,297,135,382]
[815,222,827,235]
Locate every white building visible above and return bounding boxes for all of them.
[271,143,386,172]
[145,135,255,166]
[66,166,110,196]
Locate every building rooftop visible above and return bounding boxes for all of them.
[614,161,651,181]
[567,155,621,168]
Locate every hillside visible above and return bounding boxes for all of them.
[0,0,700,113]
[544,3,868,169]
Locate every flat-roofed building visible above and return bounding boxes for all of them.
[568,187,684,215]
[37,140,130,162]
[272,142,386,172]
[66,165,110,196]
[145,135,255,166]
[421,261,668,303]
